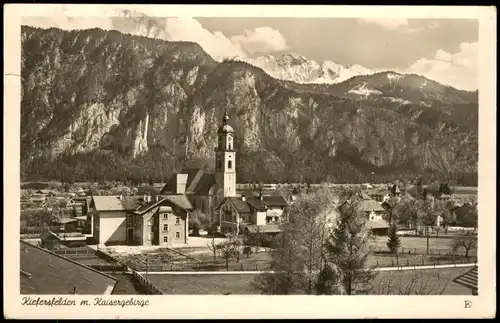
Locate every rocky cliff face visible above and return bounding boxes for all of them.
[21,26,478,183]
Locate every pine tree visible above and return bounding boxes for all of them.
[251,185,338,295]
[386,224,401,255]
[320,196,377,295]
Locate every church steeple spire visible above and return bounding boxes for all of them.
[215,110,236,198]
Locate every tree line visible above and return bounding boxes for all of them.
[21,149,478,187]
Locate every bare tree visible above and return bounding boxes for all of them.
[450,232,478,261]
[207,237,218,261]
[207,189,225,260]
[216,232,242,271]
[251,185,338,295]
[419,200,435,254]
[372,271,450,295]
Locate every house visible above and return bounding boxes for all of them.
[53,217,80,233]
[35,189,58,197]
[339,192,389,235]
[127,195,192,246]
[72,196,92,215]
[40,231,62,250]
[40,231,87,249]
[216,191,289,235]
[161,111,237,226]
[90,195,192,246]
[29,195,47,205]
[20,240,118,294]
[450,187,478,207]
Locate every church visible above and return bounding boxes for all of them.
[161,111,288,234]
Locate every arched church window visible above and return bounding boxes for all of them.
[228,160,232,169]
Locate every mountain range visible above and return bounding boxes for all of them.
[20,26,478,184]
[228,53,376,85]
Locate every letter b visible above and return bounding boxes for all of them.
[464,300,472,308]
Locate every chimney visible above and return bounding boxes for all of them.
[241,195,246,202]
[259,189,264,201]
[176,174,188,195]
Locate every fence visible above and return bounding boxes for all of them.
[371,255,478,269]
[88,264,127,272]
[131,270,163,295]
[372,247,477,257]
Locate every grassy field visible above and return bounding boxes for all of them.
[370,235,476,253]
[110,234,477,272]
[146,266,474,295]
[105,233,477,272]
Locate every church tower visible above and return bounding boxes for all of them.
[215,111,236,198]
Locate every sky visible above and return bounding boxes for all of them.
[22,9,478,91]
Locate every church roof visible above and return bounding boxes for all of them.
[218,124,234,133]
[193,173,216,195]
[161,168,211,195]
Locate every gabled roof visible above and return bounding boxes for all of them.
[160,176,177,194]
[339,193,387,213]
[245,196,267,211]
[162,168,215,196]
[135,200,161,214]
[262,195,288,207]
[165,195,193,211]
[36,189,57,195]
[192,173,215,196]
[226,197,252,213]
[92,196,145,212]
[184,168,205,193]
[133,195,193,215]
[40,231,59,241]
[357,199,386,213]
[20,241,117,295]
[92,196,125,211]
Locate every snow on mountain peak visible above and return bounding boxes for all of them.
[387,72,404,82]
[236,53,377,85]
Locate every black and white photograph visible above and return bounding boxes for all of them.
[4,4,496,319]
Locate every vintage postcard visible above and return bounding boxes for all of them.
[3,4,497,319]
